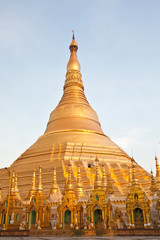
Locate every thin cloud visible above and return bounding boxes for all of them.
[113,127,150,154]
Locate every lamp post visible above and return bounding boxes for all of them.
[4,168,12,230]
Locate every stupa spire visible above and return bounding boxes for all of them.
[51,167,58,194]
[67,31,80,72]
[10,171,15,194]
[94,158,102,189]
[131,158,139,186]
[155,156,160,180]
[128,162,132,189]
[31,169,36,191]
[25,169,36,202]
[47,167,63,203]
[15,173,18,193]
[66,163,73,190]
[150,170,157,192]
[14,172,22,200]
[37,166,43,193]
[102,165,107,190]
[106,172,114,195]
[0,188,3,203]
[76,165,85,198]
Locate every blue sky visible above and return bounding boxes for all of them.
[0,0,160,174]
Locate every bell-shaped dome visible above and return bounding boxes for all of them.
[45,34,103,135]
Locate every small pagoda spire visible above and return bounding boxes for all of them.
[131,158,139,186]
[94,158,102,189]
[155,156,160,180]
[10,171,15,194]
[31,169,36,191]
[15,173,18,194]
[106,171,114,195]
[51,167,58,194]
[25,169,36,202]
[0,188,3,203]
[47,167,63,203]
[76,165,85,198]
[128,162,132,189]
[67,163,73,190]
[150,170,157,192]
[37,166,43,193]
[102,165,107,190]
[14,172,21,200]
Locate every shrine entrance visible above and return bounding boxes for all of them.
[134,207,144,228]
[94,209,102,228]
[29,210,36,230]
[2,211,6,225]
[64,210,71,229]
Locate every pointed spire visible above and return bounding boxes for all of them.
[94,158,102,189]
[106,171,114,195]
[25,169,36,202]
[69,31,78,51]
[131,158,139,186]
[150,170,157,192]
[14,173,21,200]
[37,166,43,193]
[102,165,107,190]
[51,167,58,194]
[63,175,68,195]
[47,167,63,203]
[0,188,3,203]
[155,156,160,180]
[31,169,36,191]
[15,173,18,194]
[128,162,132,189]
[77,165,81,186]
[10,171,15,194]
[67,32,80,72]
[67,163,73,190]
[76,165,85,198]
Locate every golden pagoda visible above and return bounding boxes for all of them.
[0,34,156,232]
[0,33,151,201]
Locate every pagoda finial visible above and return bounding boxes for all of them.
[94,158,102,189]
[15,173,19,194]
[37,166,43,193]
[150,169,157,192]
[47,167,62,203]
[25,169,36,202]
[15,173,21,200]
[10,171,15,194]
[102,165,107,190]
[128,162,132,189]
[51,167,58,194]
[72,30,75,40]
[67,163,73,190]
[131,158,139,186]
[106,171,114,195]
[0,188,3,203]
[31,169,36,191]
[155,155,160,180]
[67,32,80,72]
[15,173,18,193]
[77,165,81,186]
[76,165,85,198]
